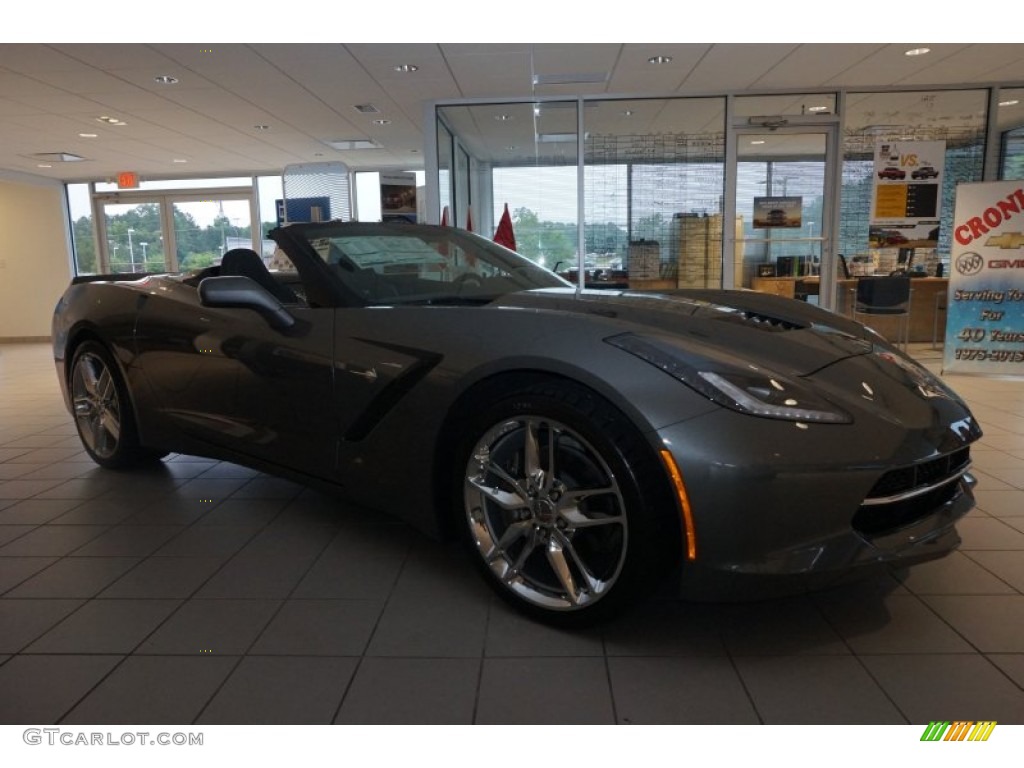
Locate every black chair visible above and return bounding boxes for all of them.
[850,275,912,350]
[933,290,948,350]
[220,248,298,304]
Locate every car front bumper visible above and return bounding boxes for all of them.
[655,406,978,601]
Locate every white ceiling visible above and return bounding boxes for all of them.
[1,43,1023,182]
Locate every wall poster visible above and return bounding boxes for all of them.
[752,196,802,229]
[943,180,1024,375]
[380,172,417,223]
[869,140,945,249]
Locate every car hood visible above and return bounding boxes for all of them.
[494,287,977,434]
[495,287,878,378]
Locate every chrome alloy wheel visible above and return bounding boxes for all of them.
[464,416,628,611]
[71,351,123,460]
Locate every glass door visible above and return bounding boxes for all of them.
[98,200,166,274]
[728,125,839,310]
[170,196,256,271]
[93,190,257,275]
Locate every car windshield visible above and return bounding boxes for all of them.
[288,223,570,306]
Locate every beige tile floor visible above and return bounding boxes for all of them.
[0,341,1022,724]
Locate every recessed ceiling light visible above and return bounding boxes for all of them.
[153,75,179,85]
[254,125,270,131]
[905,47,931,57]
[647,55,672,65]
[999,99,1020,107]
[172,158,188,163]
[373,119,392,125]
[37,164,52,168]
[494,114,513,121]
[96,115,127,126]
[394,64,419,73]
[78,133,98,138]
[751,140,766,145]
[807,106,829,113]
[506,145,517,151]
[622,110,634,117]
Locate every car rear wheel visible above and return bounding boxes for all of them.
[70,341,165,469]
[456,380,680,626]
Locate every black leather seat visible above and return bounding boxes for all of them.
[220,248,298,304]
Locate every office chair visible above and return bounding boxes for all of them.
[850,275,912,350]
[932,291,948,350]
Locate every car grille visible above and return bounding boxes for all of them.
[852,447,971,537]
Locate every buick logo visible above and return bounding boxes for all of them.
[955,251,984,276]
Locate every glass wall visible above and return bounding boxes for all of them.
[839,90,989,275]
[69,176,276,276]
[438,101,580,271]
[437,98,727,286]
[67,183,96,274]
[584,98,725,288]
[431,86,1000,309]
[437,121,453,221]
[998,87,1024,180]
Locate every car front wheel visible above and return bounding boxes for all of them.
[456,381,680,626]
[70,341,164,469]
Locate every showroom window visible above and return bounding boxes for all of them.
[437,121,453,221]
[439,97,728,285]
[438,101,580,270]
[998,87,1024,180]
[839,89,989,270]
[584,97,726,288]
[68,176,284,276]
[431,85,1018,310]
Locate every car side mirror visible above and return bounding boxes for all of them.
[198,275,297,332]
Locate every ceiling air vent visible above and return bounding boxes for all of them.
[324,139,381,150]
[353,104,380,114]
[533,72,609,86]
[31,152,87,162]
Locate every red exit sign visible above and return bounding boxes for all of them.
[117,171,139,189]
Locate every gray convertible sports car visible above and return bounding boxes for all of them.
[52,221,981,625]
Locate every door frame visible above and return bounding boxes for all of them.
[92,187,258,274]
[724,108,843,310]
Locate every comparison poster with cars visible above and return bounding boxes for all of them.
[944,180,1024,375]
[870,139,945,249]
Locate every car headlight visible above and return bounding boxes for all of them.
[607,333,852,424]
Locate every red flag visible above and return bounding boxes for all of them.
[466,206,474,233]
[493,203,516,251]
[437,205,451,258]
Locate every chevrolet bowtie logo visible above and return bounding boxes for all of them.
[984,232,1024,249]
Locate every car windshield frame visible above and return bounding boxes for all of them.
[272,222,571,308]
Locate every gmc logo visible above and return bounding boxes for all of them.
[989,258,1024,269]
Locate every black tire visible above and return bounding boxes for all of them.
[453,379,681,627]
[68,341,166,469]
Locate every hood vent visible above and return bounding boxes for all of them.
[722,310,806,332]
